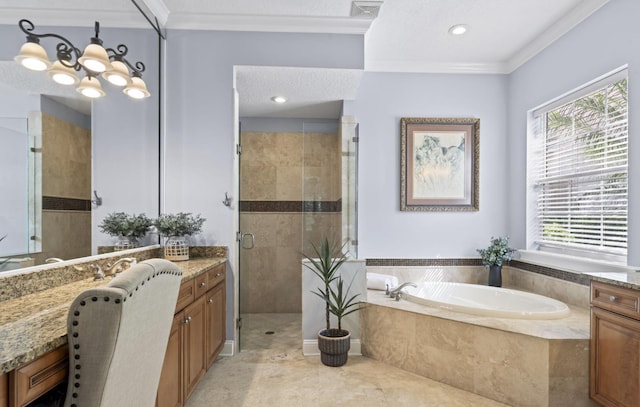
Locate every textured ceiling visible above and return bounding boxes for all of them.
[0,0,610,117]
[236,66,363,119]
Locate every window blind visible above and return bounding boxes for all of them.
[531,71,628,260]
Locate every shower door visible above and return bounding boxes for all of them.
[301,118,358,257]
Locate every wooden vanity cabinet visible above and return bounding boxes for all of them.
[590,281,640,406]
[205,277,226,368]
[156,264,226,407]
[183,295,207,400]
[1,373,8,407]
[156,313,183,407]
[8,345,68,407]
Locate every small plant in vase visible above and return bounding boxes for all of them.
[154,213,205,261]
[477,236,515,287]
[303,237,361,367]
[98,212,153,250]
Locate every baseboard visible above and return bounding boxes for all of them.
[220,340,235,356]
[302,339,361,356]
[219,339,362,357]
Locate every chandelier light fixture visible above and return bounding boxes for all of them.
[14,19,150,99]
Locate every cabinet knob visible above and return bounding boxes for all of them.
[216,273,221,277]
[208,298,213,304]
[184,318,190,325]
[609,295,617,302]
[200,281,206,287]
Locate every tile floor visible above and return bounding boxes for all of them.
[186,313,510,407]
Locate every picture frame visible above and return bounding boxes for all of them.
[400,117,479,211]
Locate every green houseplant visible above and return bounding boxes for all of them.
[303,238,360,367]
[154,213,205,261]
[98,212,153,250]
[477,236,515,287]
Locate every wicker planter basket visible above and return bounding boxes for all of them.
[317,329,351,367]
[164,236,189,261]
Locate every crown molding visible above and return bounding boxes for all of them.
[165,13,373,34]
[364,60,510,74]
[505,0,610,73]
[141,0,170,27]
[0,8,148,29]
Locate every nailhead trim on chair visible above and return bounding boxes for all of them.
[67,268,183,403]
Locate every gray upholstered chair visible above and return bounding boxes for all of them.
[63,258,182,407]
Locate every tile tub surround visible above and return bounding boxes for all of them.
[366,263,591,309]
[0,256,226,375]
[360,292,595,407]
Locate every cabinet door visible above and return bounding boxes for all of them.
[156,313,184,407]
[183,295,206,401]
[1,373,8,407]
[206,282,226,368]
[590,307,640,407]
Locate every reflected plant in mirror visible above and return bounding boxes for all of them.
[99,212,153,250]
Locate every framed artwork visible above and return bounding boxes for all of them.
[400,117,479,211]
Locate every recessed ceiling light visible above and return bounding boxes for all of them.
[271,96,287,104]
[448,24,467,36]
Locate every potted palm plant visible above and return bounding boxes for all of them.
[303,238,361,367]
[98,212,153,250]
[477,236,515,287]
[154,212,205,261]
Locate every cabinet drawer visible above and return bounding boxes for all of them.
[208,264,225,288]
[194,273,209,299]
[591,281,640,319]
[176,279,195,312]
[10,346,68,407]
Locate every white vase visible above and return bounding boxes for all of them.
[164,236,189,261]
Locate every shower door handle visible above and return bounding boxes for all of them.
[241,233,255,249]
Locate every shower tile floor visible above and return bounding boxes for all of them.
[185,313,509,407]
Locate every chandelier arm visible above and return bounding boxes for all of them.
[105,44,128,58]
[106,44,146,76]
[114,57,146,77]
[19,19,83,69]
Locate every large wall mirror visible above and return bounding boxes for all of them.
[0,15,161,272]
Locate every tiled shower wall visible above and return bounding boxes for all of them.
[240,131,340,313]
[35,112,92,264]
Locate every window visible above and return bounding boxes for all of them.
[528,68,628,263]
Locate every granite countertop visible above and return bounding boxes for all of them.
[583,271,640,290]
[0,257,226,375]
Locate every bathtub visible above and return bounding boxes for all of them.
[403,282,570,319]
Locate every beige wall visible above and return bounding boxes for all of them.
[240,131,340,313]
[35,112,91,264]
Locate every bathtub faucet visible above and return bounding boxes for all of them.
[388,282,417,301]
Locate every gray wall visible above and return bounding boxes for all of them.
[506,0,640,266]
[351,72,509,259]
[163,29,365,340]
